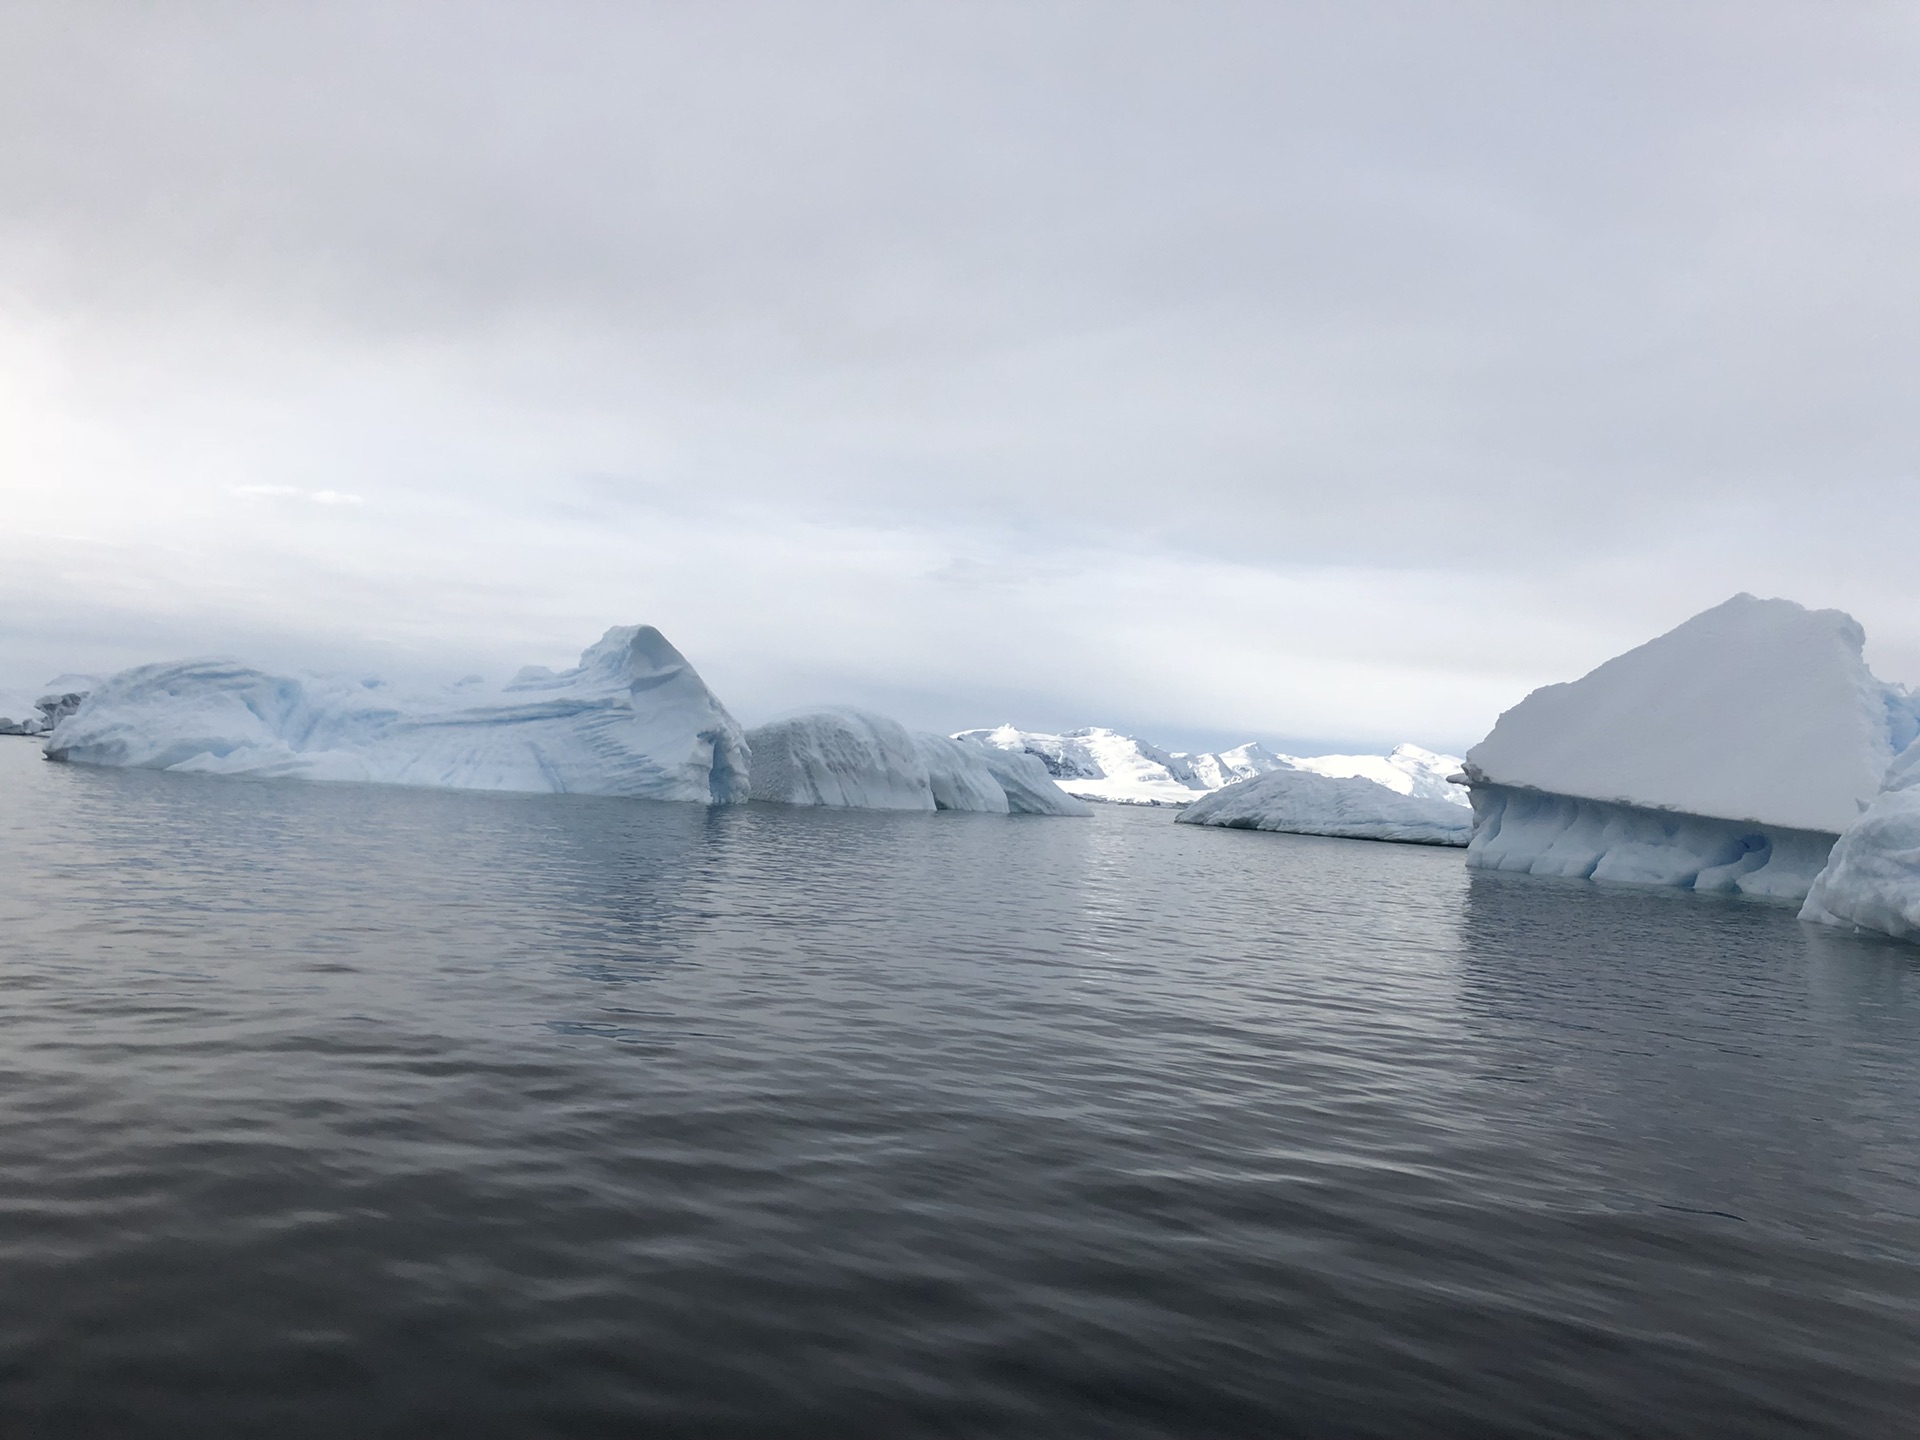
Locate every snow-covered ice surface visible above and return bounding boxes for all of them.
[747,708,937,811]
[1466,595,1918,834]
[953,725,1203,805]
[44,627,751,804]
[1463,595,1920,901]
[1801,737,1920,942]
[954,724,1467,808]
[1284,744,1466,806]
[1177,770,1472,846]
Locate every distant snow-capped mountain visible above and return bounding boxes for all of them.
[950,725,1467,808]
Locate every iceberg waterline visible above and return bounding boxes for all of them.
[1462,595,1920,911]
[37,632,1094,817]
[44,627,751,805]
[745,708,1090,815]
[1801,736,1920,941]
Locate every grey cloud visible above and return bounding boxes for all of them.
[2,2,1917,744]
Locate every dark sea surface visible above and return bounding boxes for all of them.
[1,739,1917,1438]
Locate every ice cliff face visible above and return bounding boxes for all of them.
[1177,770,1472,846]
[45,626,752,804]
[954,724,1468,808]
[746,709,1090,815]
[1800,737,1920,942]
[1463,595,1920,901]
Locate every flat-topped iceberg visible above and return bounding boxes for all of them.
[1176,769,1472,846]
[45,626,752,804]
[1800,737,1920,942]
[747,708,1089,815]
[1463,595,1920,900]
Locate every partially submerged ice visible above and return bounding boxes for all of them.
[1177,768,1471,846]
[44,626,752,804]
[746,708,1089,815]
[1800,737,1920,942]
[1462,595,1920,901]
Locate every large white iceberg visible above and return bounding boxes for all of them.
[748,708,937,811]
[1463,595,1920,900]
[1176,769,1472,846]
[45,626,752,803]
[746,708,1090,815]
[954,724,1467,808]
[1800,737,1920,942]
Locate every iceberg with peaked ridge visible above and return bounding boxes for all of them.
[1462,595,1920,900]
[747,708,1089,815]
[1177,769,1471,846]
[44,626,752,804]
[1800,736,1920,942]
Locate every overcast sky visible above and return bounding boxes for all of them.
[2,2,1916,751]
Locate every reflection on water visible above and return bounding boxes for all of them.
[1,742,1917,1438]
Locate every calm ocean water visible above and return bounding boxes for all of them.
[1,738,1917,1437]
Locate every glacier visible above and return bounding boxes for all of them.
[1463,595,1920,901]
[1800,736,1920,942]
[745,708,1089,815]
[1176,769,1472,846]
[43,626,752,804]
[953,724,1468,808]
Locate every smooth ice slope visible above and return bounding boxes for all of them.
[1466,595,1916,834]
[1462,595,1920,901]
[45,627,751,803]
[747,708,936,811]
[1801,737,1920,942]
[1178,770,1471,846]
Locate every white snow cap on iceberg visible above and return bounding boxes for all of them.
[1466,594,1919,835]
[1800,737,1920,943]
[1176,769,1472,846]
[45,625,752,804]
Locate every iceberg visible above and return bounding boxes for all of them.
[1462,595,1920,900]
[916,731,1011,814]
[746,708,938,810]
[0,677,98,737]
[948,735,1092,816]
[1800,737,1920,942]
[747,708,1090,815]
[1176,769,1472,846]
[44,626,752,804]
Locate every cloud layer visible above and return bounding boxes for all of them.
[3,2,1917,748]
